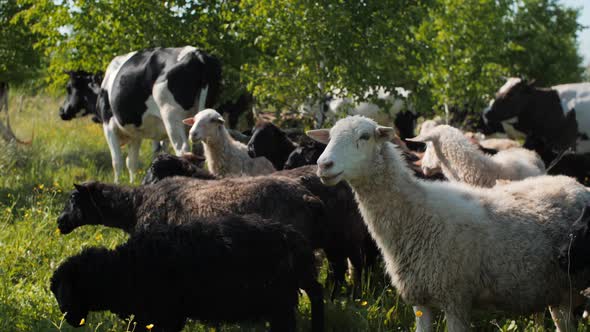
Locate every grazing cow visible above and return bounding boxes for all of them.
[59,71,103,123]
[483,78,590,183]
[95,47,222,182]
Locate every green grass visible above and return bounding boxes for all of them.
[0,94,589,331]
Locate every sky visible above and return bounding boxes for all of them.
[561,0,590,66]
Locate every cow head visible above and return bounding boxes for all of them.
[59,70,102,121]
[483,78,535,135]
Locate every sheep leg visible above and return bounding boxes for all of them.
[549,305,576,332]
[126,138,141,183]
[348,249,364,298]
[444,308,471,332]
[325,252,347,300]
[269,307,296,332]
[413,306,434,332]
[532,311,546,332]
[302,279,325,332]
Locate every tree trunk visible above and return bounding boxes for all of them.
[0,82,29,144]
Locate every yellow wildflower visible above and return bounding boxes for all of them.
[415,310,423,318]
[38,184,44,190]
[361,301,368,306]
[79,318,85,326]
[95,233,103,241]
[146,324,154,330]
[55,228,61,235]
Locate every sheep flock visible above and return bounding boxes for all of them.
[50,104,590,332]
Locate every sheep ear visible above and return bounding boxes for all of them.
[306,129,330,144]
[182,118,195,126]
[375,126,395,142]
[212,116,225,124]
[406,133,433,143]
[73,183,87,193]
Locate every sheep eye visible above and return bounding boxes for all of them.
[359,133,370,141]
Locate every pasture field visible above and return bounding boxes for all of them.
[0,94,588,331]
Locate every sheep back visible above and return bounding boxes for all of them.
[51,215,320,331]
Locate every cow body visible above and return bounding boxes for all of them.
[97,46,221,182]
[484,78,590,183]
[300,87,418,143]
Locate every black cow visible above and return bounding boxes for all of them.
[483,77,590,183]
[93,47,221,182]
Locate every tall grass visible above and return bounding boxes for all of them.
[0,94,587,331]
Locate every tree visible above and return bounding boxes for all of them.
[236,0,429,109]
[0,0,42,143]
[0,0,44,85]
[505,0,585,86]
[14,0,587,124]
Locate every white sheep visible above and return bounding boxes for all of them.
[409,124,545,187]
[478,138,520,151]
[183,109,275,177]
[416,120,442,177]
[308,115,590,332]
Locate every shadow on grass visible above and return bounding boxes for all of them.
[57,150,112,171]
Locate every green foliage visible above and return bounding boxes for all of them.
[505,0,585,86]
[0,0,44,86]
[10,0,589,118]
[413,0,511,110]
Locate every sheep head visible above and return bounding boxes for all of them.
[50,259,89,327]
[57,183,103,234]
[183,108,225,144]
[308,115,394,185]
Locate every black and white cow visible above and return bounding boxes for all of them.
[299,87,419,146]
[483,77,590,182]
[59,71,103,123]
[94,47,221,183]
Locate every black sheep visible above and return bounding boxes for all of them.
[276,166,380,298]
[247,121,297,170]
[122,156,381,298]
[283,141,327,170]
[57,177,323,243]
[141,153,215,185]
[51,214,324,332]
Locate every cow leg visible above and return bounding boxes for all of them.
[153,81,191,156]
[160,106,190,156]
[102,122,123,183]
[126,138,141,183]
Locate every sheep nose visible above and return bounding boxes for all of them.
[318,160,334,171]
